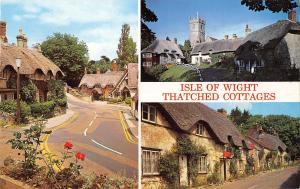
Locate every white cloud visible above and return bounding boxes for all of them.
[3,0,138,60]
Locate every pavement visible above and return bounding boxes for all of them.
[122,110,138,138]
[204,166,300,189]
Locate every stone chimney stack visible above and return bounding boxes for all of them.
[232,34,238,39]
[224,35,229,40]
[0,21,8,43]
[245,24,252,36]
[288,10,296,22]
[217,109,227,117]
[111,60,118,71]
[96,68,101,74]
[16,28,28,48]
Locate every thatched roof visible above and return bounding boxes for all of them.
[79,71,125,88]
[247,127,287,151]
[191,38,243,55]
[158,103,244,146]
[127,63,138,89]
[236,20,300,53]
[0,44,63,77]
[141,40,184,57]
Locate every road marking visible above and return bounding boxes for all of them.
[91,139,123,155]
[84,128,88,136]
[84,111,97,136]
[118,111,137,144]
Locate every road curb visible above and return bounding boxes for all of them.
[118,111,137,144]
[40,111,79,172]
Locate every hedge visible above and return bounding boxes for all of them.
[0,100,31,123]
[30,101,56,118]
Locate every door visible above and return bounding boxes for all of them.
[179,155,188,186]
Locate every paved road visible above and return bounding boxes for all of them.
[209,166,300,189]
[47,95,138,178]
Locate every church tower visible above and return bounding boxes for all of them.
[189,13,205,47]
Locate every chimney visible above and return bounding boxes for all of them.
[84,67,87,74]
[172,38,177,44]
[232,34,237,39]
[96,68,101,74]
[16,28,27,48]
[217,108,227,117]
[288,10,296,22]
[111,61,118,71]
[245,24,252,36]
[0,21,8,43]
[224,35,229,40]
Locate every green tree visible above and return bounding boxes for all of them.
[181,40,192,63]
[41,33,89,87]
[116,24,137,68]
[100,55,110,64]
[141,0,158,50]
[241,0,297,12]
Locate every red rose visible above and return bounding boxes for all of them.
[64,141,73,150]
[76,152,85,161]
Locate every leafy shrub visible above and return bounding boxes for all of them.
[207,173,221,184]
[229,159,238,178]
[56,97,67,107]
[159,152,180,187]
[30,101,55,118]
[20,79,37,103]
[148,64,168,80]
[47,80,66,101]
[0,100,31,123]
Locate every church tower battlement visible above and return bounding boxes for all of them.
[189,13,205,47]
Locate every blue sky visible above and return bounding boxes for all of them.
[204,102,300,117]
[1,0,138,60]
[146,0,300,45]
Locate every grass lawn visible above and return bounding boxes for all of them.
[159,65,200,82]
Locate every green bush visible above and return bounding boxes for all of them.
[124,97,131,105]
[0,100,31,123]
[148,64,168,80]
[30,101,55,118]
[207,173,221,184]
[47,80,66,101]
[159,152,180,187]
[56,97,67,107]
[20,79,37,104]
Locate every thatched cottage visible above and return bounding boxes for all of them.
[79,63,138,99]
[141,39,184,69]
[235,20,300,73]
[141,103,250,188]
[0,21,63,102]
[246,125,287,169]
[191,35,243,65]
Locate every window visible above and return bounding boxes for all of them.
[142,104,156,123]
[198,156,207,173]
[142,149,160,175]
[143,62,152,67]
[196,122,204,136]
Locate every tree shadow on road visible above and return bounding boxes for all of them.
[280,166,300,189]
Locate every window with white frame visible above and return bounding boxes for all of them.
[142,149,160,175]
[198,155,207,173]
[142,104,156,123]
[143,61,152,67]
[196,122,205,136]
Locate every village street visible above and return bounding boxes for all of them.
[0,94,138,179]
[46,94,138,178]
[206,166,300,189]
